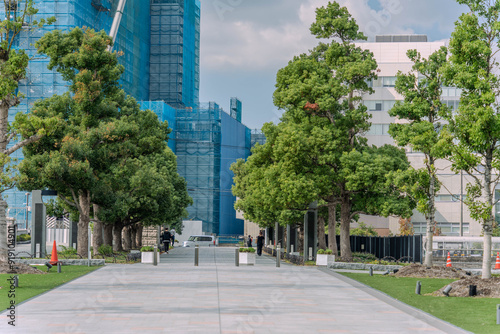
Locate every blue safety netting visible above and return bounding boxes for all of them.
[149,0,200,108]
[139,101,177,153]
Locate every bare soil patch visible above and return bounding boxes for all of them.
[0,261,47,275]
[394,264,470,279]
[393,264,500,297]
[432,277,500,298]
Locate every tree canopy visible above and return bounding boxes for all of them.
[233,1,414,259]
[441,0,500,278]
[388,47,450,266]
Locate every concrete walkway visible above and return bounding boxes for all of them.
[1,247,470,334]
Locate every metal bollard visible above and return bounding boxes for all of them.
[415,281,421,295]
[469,285,477,297]
[194,246,199,266]
[369,267,373,276]
[153,245,158,266]
[13,275,18,288]
[235,247,239,267]
[276,247,280,267]
[57,262,62,273]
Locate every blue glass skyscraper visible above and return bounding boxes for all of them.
[2,0,248,236]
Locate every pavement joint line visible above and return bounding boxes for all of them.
[213,246,223,334]
[317,267,472,334]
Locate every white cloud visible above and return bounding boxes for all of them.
[201,0,462,73]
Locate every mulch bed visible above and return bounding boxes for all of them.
[392,264,500,297]
[393,264,471,279]
[0,261,47,275]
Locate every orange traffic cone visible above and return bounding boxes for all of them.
[495,252,500,270]
[50,240,59,265]
[446,251,452,268]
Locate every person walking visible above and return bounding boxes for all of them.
[256,231,264,256]
[247,235,252,247]
[170,229,175,246]
[161,228,172,254]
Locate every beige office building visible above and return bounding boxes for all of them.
[360,35,486,237]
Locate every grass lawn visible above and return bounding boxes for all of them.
[0,265,101,310]
[340,272,500,334]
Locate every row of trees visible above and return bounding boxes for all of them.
[233,0,500,279]
[0,3,191,260]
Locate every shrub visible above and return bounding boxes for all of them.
[98,244,113,256]
[317,249,333,255]
[140,246,154,252]
[239,247,256,253]
[352,252,377,262]
[59,245,77,256]
[16,234,31,242]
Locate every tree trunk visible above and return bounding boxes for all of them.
[297,226,304,253]
[77,191,91,258]
[0,197,9,262]
[131,224,137,249]
[340,194,352,261]
[482,154,494,279]
[112,222,124,252]
[328,203,338,256]
[136,224,143,248]
[103,224,113,246]
[424,164,436,267]
[318,216,326,250]
[92,205,103,256]
[122,225,132,251]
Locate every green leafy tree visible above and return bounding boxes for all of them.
[388,47,449,266]
[97,148,191,252]
[0,1,56,261]
[268,2,414,259]
[18,27,128,257]
[350,222,378,237]
[442,0,500,278]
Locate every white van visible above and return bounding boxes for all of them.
[183,235,216,247]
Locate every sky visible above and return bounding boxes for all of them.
[198,0,468,130]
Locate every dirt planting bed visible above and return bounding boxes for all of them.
[393,264,471,279]
[393,264,500,297]
[0,261,46,274]
[432,277,500,298]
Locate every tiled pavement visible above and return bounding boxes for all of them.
[0,247,470,334]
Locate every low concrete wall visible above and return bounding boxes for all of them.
[328,262,402,271]
[16,259,105,266]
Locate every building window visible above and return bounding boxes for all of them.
[382,76,397,87]
[366,124,391,136]
[412,222,469,236]
[435,194,464,202]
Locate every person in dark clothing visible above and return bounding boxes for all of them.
[161,228,172,253]
[247,235,252,247]
[256,231,264,256]
[170,230,175,246]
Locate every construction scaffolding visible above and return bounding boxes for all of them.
[175,103,222,234]
[149,0,199,107]
[1,0,150,224]
[172,102,251,235]
[139,101,177,152]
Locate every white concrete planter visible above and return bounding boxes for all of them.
[316,254,335,266]
[141,252,160,264]
[239,252,256,265]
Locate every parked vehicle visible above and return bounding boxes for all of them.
[183,235,216,247]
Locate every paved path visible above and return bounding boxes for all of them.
[1,247,470,334]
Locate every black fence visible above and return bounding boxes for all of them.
[325,234,423,263]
